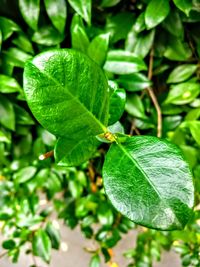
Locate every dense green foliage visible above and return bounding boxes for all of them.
[0,0,200,266]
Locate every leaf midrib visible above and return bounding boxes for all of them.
[29,61,107,133]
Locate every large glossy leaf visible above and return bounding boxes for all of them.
[44,0,67,33]
[145,0,170,29]
[55,136,99,166]
[32,229,51,263]
[19,0,40,30]
[104,50,147,75]
[103,136,194,230]
[68,0,91,25]
[23,49,109,139]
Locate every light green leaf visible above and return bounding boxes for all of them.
[89,254,101,267]
[103,136,194,230]
[117,73,151,92]
[187,121,200,145]
[173,0,193,16]
[68,0,91,25]
[44,0,67,33]
[88,33,110,66]
[23,49,109,139]
[55,136,99,167]
[14,166,37,183]
[104,50,147,75]
[145,0,170,29]
[0,130,10,143]
[32,26,64,46]
[12,33,34,54]
[0,17,21,41]
[134,12,146,33]
[19,0,40,30]
[125,94,147,120]
[0,95,15,130]
[165,82,200,105]
[167,64,197,84]
[71,14,90,53]
[0,75,22,93]
[32,229,51,263]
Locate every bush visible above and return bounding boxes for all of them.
[0,0,200,266]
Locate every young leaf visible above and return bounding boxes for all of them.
[0,95,15,130]
[167,64,197,84]
[44,0,67,33]
[23,49,109,139]
[68,0,91,25]
[145,0,170,29]
[19,0,40,30]
[55,136,99,167]
[87,33,110,66]
[104,50,147,75]
[0,75,22,93]
[71,14,90,53]
[173,0,193,16]
[32,229,51,263]
[103,136,194,230]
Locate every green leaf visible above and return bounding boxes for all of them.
[2,239,16,250]
[187,121,200,145]
[162,10,184,38]
[68,0,91,25]
[104,50,147,75]
[55,136,99,167]
[12,33,34,54]
[71,14,90,53]
[32,229,51,263]
[97,203,114,226]
[19,0,40,30]
[117,73,151,92]
[23,49,109,139]
[173,0,193,16]
[14,166,37,184]
[32,26,64,46]
[164,82,200,105]
[45,222,61,249]
[0,95,15,130]
[0,130,11,143]
[87,33,110,66]
[103,136,194,230]
[89,254,101,267]
[0,75,22,93]
[108,81,126,125]
[134,12,146,33]
[101,0,121,8]
[145,0,170,29]
[0,17,21,40]
[167,65,197,84]
[44,0,67,33]
[125,94,147,120]
[14,104,35,125]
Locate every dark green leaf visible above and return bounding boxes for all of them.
[101,0,121,7]
[145,0,170,29]
[2,239,16,250]
[68,0,91,25]
[88,33,110,66]
[0,17,21,41]
[117,73,151,92]
[44,0,67,33]
[32,229,51,263]
[0,95,15,130]
[173,0,193,16]
[104,50,147,75]
[19,0,40,30]
[23,49,109,139]
[14,104,35,125]
[45,222,61,249]
[97,203,114,226]
[12,33,34,54]
[162,10,184,38]
[0,75,22,93]
[32,26,64,46]
[103,136,194,230]
[167,64,197,84]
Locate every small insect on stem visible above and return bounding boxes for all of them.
[104,132,116,142]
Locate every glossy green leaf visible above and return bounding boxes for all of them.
[14,166,37,183]
[32,26,64,46]
[0,75,22,93]
[23,49,109,139]
[46,222,61,249]
[101,0,121,7]
[0,95,15,130]
[14,104,35,125]
[108,81,126,125]
[165,82,200,105]
[167,64,197,84]
[68,0,91,25]
[55,136,99,167]
[145,0,170,29]
[89,254,101,267]
[134,12,146,33]
[0,17,21,40]
[0,130,11,143]
[44,0,67,33]
[88,33,110,66]
[19,0,40,30]
[12,33,34,54]
[104,50,147,75]
[187,121,200,145]
[173,0,193,16]
[103,136,194,230]
[71,14,90,53]
[162,10,184,38]
[117,73,151,92]
[125,94,147,120]
[32,229,51,263]
[97,203,114,226]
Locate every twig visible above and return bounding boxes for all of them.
[130,120,140,136]
[0,251,7,259]
[39,150,54,160]
[146,49,162,138]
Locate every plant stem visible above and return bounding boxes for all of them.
[0,251,7,259]
[39,150,54,160]
[146,48,162,138]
